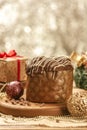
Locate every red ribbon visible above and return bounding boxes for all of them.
[17,59,20,81]
[0,50,17,58]
[0,50,21,81]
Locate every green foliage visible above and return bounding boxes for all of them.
[74,65,87,90]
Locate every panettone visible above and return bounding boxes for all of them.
[26,56,73,103]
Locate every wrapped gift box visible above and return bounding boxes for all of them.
[0,50,27,82]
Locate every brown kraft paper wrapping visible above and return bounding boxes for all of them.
[0,57,27,82]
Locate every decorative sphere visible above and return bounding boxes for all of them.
[67,89,87,117]
[6,81,24,99]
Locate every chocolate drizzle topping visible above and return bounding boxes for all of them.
[26,56,73,76]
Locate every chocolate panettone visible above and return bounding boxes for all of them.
[26,56,73,103]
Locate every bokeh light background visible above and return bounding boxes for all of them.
[0,0,87,58]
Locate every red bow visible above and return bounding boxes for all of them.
[0,50,17,58]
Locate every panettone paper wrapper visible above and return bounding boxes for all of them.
[0,57,27,82]
[26,70,73,103]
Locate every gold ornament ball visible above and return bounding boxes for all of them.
[67,89,87,117]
